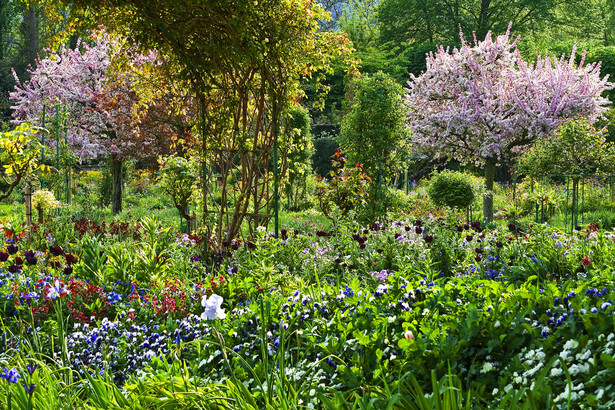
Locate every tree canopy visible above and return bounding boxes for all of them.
[406,26,613,221]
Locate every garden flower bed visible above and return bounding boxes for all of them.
[0,217,614,408]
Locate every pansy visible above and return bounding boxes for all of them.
[201,294,226,320]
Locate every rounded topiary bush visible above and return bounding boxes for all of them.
[428,170,476,210]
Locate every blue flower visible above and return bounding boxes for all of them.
[0,367,20,383]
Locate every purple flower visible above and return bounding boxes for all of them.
[23,383,36,395]
[0,252,9,262]
[65,253,78,265]
[377,270,389,282]
[6,244,18,255]
[26,364,37,376]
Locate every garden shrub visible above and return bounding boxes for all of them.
[427,170,476,211]
[32,189,61,223]
[157,154,197,229]
[314,149,370,224]
[386,186,413,214]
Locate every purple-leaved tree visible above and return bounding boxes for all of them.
[406,25,613,221]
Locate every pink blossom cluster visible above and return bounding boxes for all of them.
[9,31,171,163]
[405,24,613,163]
[10,31,117,159]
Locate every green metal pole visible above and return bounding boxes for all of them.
[64,106,70,204]
[273,99,279,238]
[41,105,46,162]
[513,172,517,224]
[55,105,60,199]
[55,105,60,164]
[41,105,46,189]
[581,179,585,223]
[404,155,408,195]
[564,176,569,232]
[378,152,383,220]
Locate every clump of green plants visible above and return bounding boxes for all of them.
[428,170,477,221]
[158,154,198,231]
[314,148,371,225]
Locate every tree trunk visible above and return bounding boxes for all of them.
[483,158,496,222]
[25,182,32,225]
[25,4,37,65]
[111,157,122,214]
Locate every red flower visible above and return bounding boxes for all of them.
[582,257,590,267]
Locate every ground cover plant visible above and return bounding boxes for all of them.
[0,209,614,408]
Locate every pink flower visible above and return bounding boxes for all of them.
[404,330,415,340]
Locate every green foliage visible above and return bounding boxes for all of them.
[283,105,314,211]
[340,71,409,221]
[340,71,408,179]
[338,0,379,52]
[428,170,477,210]
[157,154,197,224]
[0,123,48,202]
[518,119,615,179]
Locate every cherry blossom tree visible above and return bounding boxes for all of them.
[406,25,613,221]
[10,31,193,214]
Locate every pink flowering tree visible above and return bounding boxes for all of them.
[10,31,188,214]
[406,25,613,221]
[10,31,114,159]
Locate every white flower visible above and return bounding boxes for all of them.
[201,294,226,320]
[563,340,579,350]
[480,362,494,373]
[404,330,415,340]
